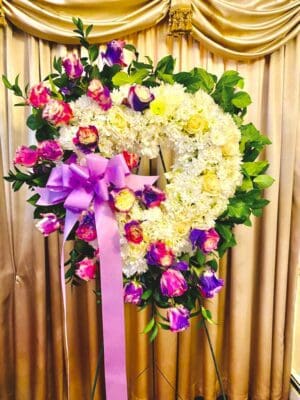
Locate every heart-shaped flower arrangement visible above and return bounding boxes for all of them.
[4,19,273,339]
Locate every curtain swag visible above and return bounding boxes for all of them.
[2,0,300,60]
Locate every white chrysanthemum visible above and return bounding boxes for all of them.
[58,84,242,276]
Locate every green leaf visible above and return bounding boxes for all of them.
[231,91,252,108]
[242,161,269,176]
[85,24,93,37]
[124,44,138,55]
[27,193,40,205]
[158,322,170,330]
[129,68,149,84]
[14,102,27,107]
[227,200,250,220]
[207,259,218,272]
[215,223,232,241]
[132,61,153,70]
[26,113,44,130]
[112,71,131,86]
[253,174,274,189]
[149,324,158,342]
[143,317,155,334]
[157,71,174,84]
[2,75,13,89]
[141,289,153,300]
[240,177,253,191]
[191,68,216,93]
[88,45,99,62]
[196,249,206,265]
[216,70,242,89]
[155,55,176,75]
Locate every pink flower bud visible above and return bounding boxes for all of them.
[42,99,73,126]
[35,213,60,236]
[75,258,97,281]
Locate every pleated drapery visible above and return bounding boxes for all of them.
[0,20,299,399]
[1,0,300,60]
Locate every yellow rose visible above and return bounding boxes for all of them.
[150,98,167,116]
[175,222,190,236]
[222,141,239,156]
[185,114,209,135]
[109,109,128,130]
[202,172,220,194]
[113,188,136,212]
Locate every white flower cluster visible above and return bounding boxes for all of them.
[58,84,243,277]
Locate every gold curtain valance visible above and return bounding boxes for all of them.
[2,0,170,44]
[1,0,300,60]
[191,0,300,60]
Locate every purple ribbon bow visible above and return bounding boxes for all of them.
[36,153,158,400]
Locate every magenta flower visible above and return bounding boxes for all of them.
[124,221,143,244]
[38,140,63,161]
[127,85,154,112]
[124,281,143,305]
[35,213,60,236]
[160,269,188,297]
[87,79,112,111]
[27,83,50,108]
[75,257,97,281]
[76,212,97,242]
[63,54,84,79]
[102,40,127,67]
[199,270,224,298]
[42,99,73,126]
[138,185,166,208]
[14,145,39,167]
[167,306,190,333]
[146,241,174,267]
[189,228,220,253]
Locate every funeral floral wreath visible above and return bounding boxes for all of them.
[3,18,273,339]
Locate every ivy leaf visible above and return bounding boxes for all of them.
[231,91,252,108]
[253,174,275,189]
[112,71,131,86]
[242,161,269,177]
[155,55,176,75]
[227,200,250,220]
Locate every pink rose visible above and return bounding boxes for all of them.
[14,145,39,167]
[87,79,112,111]
[38,140,63,161]
[35,213,60,236]
[146,241,175,267]
[42,99,73,126]
[75,258,97,281]
[122,151,139,170]
[27,83,51,108]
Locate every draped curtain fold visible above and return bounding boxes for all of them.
[0,19,299,399]
[2,0,300,59]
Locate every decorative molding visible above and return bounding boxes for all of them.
[169,0,192,36]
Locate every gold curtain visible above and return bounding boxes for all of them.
[2,0,300,59]
[0,20,299,400]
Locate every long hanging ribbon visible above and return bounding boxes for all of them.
[36,153,158,399]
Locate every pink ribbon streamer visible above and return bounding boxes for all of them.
[36,153,157,399]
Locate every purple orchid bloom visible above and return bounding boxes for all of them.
[102,40,127,67]
[189,228,220,253]
[127,85,154,112]
[167,306,190,333]
[138,185,166,208]
[199,270,224,298]
[124,281,143,305]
